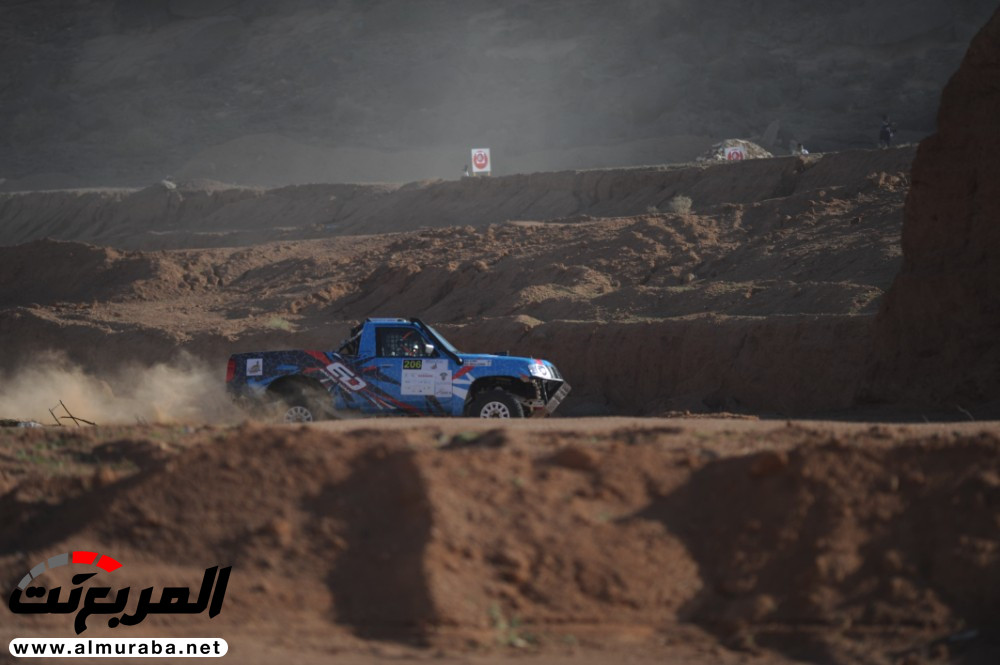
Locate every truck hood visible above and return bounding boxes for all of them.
[459,353,562,380]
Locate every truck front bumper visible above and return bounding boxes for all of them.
[535,381,571,417]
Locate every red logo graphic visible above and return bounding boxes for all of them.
[472,151,489,169]
[9,551,230,634]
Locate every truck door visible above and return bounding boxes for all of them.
[372,325,453,415]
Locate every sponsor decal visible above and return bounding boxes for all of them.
[725,146,745,161]
[528,358,552,379]
[402,359,451,397]
[470,148,491,174]
[325,361,367,391]
[246,358,263,377]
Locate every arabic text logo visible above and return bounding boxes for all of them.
[9,551,231,634]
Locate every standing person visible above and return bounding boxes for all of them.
[797,143,809,155]
[879,115,895,148]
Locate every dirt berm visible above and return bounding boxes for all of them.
[0,148,913,250]
[441,316,870,414]
[2,421,999,663]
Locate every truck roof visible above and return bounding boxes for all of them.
[365,317,412,324]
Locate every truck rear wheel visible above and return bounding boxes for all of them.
[282,401,316,423]
[269,384,331,423]
[468,389,524,419]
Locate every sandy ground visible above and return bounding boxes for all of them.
[2,417,999,665]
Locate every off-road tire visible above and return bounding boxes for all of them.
[269,384,333,423]
[467,389,524,419]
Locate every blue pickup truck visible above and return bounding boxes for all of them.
[226,318,570,421]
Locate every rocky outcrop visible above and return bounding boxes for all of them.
[865,9,1000,410]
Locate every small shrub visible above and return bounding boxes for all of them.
[668,195,693,214]
[265,316,294,332]
[489,603,534,648]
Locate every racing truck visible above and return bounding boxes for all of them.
[225,318,570,421]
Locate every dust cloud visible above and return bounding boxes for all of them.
[0,352,234,425]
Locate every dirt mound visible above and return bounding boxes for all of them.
[866,8,1000,409]
[658,436,1000,649]
[0,239,153,306]
[2,421,999,662]
[696,140,773,162]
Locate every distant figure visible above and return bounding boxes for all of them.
[797,143,809,155]
[462,165,470,178]
[879,115,895,148]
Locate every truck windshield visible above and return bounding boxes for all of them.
[423,324,461,355]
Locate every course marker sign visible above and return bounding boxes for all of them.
[471,148,491,174]
[725,146,745,161]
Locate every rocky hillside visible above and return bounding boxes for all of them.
[0,0,994,188]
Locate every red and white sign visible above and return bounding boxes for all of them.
[471,148,491,174]
[725,146,745,161]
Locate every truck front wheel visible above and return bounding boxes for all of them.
[467,389,524,418]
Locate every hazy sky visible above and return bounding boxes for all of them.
[0,0,995,185]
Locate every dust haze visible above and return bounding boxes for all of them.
[0,353,233,425]
[0,0,995,189]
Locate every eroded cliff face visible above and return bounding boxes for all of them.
[865,8,1000,410]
